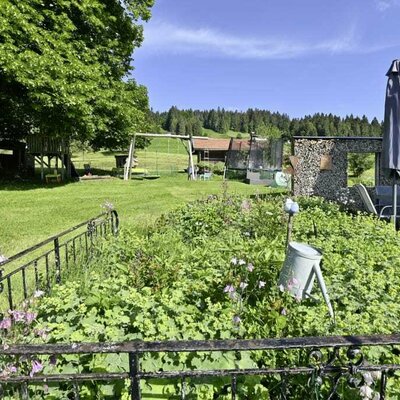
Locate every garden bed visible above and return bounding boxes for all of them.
[2,194,400,398]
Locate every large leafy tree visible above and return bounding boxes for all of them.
[0,0,154,148]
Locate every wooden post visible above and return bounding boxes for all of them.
[187,139,196,180]
[40,153,44,181]
[124,135,136,181]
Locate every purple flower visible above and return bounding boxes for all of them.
[224,284,235,293]
[0,364,17,378]
[239,282,248,290]
[232,316,241,325]
[0,318,12,330]
[30,360,43,377]
[281,308,287,316]
[247,263,254,272]
[258,281,266,288]
[10,311,25,323]
[25,312,37,325]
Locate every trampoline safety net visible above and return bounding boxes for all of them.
[225,138,283,172]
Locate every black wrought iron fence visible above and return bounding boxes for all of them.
[0,334,399,399]
[0,210,119,310]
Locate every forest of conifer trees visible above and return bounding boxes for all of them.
[150,106,383,139]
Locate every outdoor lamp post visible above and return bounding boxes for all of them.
[284,198,299,248]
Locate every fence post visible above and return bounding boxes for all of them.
[87,221,94,252]
[129,352,141,400]
[54,238,61,284]
[111,210,119,236]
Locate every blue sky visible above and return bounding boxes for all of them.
[132,0,400,121]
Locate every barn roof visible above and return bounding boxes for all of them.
[193,138,251,151]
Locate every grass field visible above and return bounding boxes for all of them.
[202,128,249,138]
[0,174,278,257]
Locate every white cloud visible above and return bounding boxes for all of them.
[375,0,400,11]
[141,21,389,60]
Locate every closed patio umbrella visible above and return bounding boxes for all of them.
[382,59,400,229]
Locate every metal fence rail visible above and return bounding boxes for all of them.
[0,210,119,310]
[0,334,399,399]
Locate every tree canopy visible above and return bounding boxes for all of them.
[0,0,154,148]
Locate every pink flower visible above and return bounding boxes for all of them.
[10,311,25,322]
[247,263,254,272]
[287,277,299,290]
[258,281,266,288]
[0,364,17,378]
[0,318,12,330]
[25,312,37,325]
[30,360,43,377]
[224,284,235,293]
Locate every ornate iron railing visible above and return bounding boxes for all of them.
[0,210,119,310]
[0,334,399,399]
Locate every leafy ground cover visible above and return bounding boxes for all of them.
[2,194,400,398]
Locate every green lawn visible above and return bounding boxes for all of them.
[0,175,277,257]
[202,127,249,138]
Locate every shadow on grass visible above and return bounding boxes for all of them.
[0,177,78,191]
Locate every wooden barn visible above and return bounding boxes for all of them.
[192,138,246,163]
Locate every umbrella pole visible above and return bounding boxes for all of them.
[394,183,398,230]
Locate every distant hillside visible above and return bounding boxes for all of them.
[150,107,383,139]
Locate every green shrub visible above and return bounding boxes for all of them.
[348,153,374,177]
[212,161,225,175]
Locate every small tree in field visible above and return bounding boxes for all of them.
[348,153,374,177]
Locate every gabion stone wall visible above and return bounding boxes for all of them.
[292,136,395,208]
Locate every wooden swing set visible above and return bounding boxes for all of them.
[123,133,203,181]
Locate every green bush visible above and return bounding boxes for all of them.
[212,161,225,175]
[3,195,400,398]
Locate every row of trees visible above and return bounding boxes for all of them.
[154,107,383,139]
[0,0,154,150]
